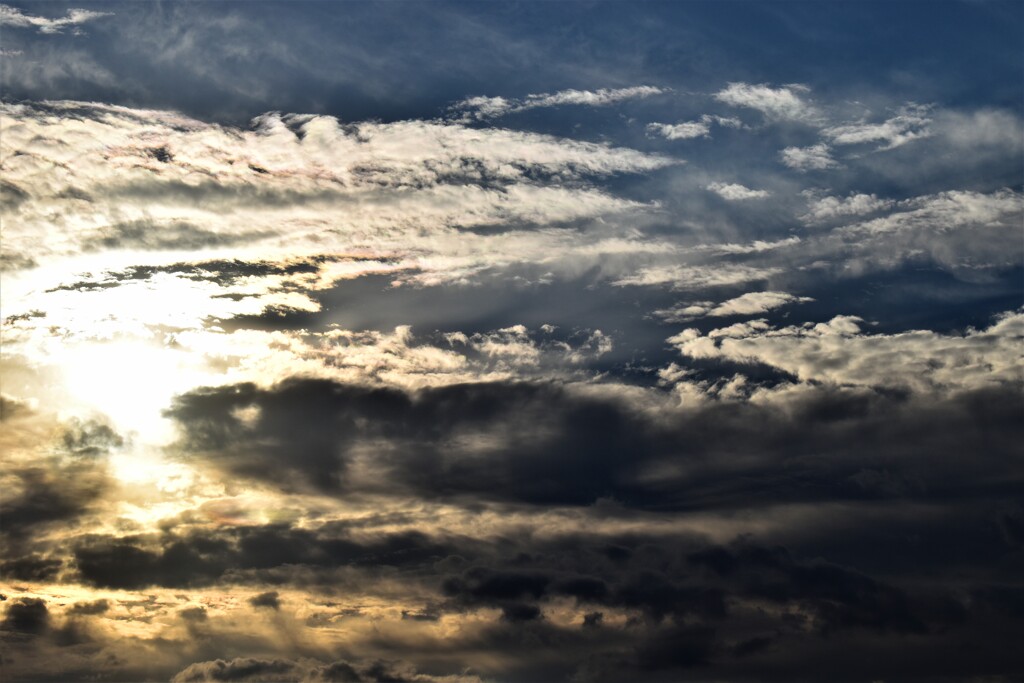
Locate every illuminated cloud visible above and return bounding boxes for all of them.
[655,291,812,322]
[670,310,1024,394]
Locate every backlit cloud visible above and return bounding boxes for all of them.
[2,4,1022,681]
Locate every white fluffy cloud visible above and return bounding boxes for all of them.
[706,182,770,200]
[714,82,818,121]
[670,310,1024,394]
[780,143,838,170]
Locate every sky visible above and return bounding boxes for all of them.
[0,1,1022,681]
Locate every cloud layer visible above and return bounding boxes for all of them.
[2,7,1022,678]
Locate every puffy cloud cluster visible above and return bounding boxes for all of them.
[670,310,1024,394]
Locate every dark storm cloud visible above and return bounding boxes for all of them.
[247,592,280,610]
[1,418,117,543]
[11,512,1023,681]
[171,656,475,683]
[171,657,295,682]
[166,377,1024,510]
[70,525,465,589]
[65,599,110,616]
[148,373,1024,680]
[0,554,62,582]
[0,598,50,637]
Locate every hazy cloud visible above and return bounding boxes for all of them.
[824,103,933,150]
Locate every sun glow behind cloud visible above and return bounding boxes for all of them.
[1,2,1022,680]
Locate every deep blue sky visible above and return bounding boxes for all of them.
[3,1,1022,123]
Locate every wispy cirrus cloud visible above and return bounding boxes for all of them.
[451,85,667,120]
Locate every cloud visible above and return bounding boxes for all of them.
[0,4,111,34]
[779,143,838,170]
[706,182,770,200]
[646,114,744,140]
[824,103,932,150]
[713,82,818,121]
[671,309,1024,394]
[0,412,118,543]
[801,192,895,223]
[1,598,51,637]
[2,76,1022,683]
[839,189,1021,237]
[452,86,667,120]
[647,120,710,140]
[6,375,1024,681]
[655,291,812,322]
[932,107,1024,150]
[0,101,674,286]
[159,369,1024,519]
[171,657,484,682]
[613,264,781,290]
[248,592,280,610]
